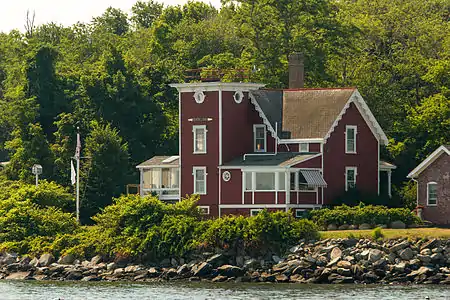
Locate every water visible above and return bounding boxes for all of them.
[0,281,449,300]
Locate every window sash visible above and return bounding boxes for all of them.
[255,172,275,190]
[193,168,206,194]
[244,172,253,191]
[193,126,207,153]
[346,126,356,153]
[346,167,357,190]
[278,172,286,191]
[254,125,266,152]
[428,183,437,205]
[299,143,309,153]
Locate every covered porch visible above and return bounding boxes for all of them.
[136,156,180,201]
[380,161,397,198]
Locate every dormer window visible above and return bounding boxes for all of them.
[345,125,357,154]
[253,124,266,152]
[193,125,207,154]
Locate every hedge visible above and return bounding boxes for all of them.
[309,204,421,227]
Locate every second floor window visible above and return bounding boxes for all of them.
[193,125,207,154]
[254,124,266,152]
[345,125,357,154]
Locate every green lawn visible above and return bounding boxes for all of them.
[320,228,450,240]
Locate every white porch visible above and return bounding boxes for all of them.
[136,156,180,201]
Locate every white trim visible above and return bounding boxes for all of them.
[193,125,207,154]
[253,124,267,152]
[299,142,309,153]
[407,146,450,178]
[139,169,144,197]
[249,93,278,140]
[137,165,179,169]
[345,166,358,191]
[179,92,182,200]
[193,90,205,104]
[220,204,321,209]
[241,170,245,204]
[324,90,388,146]
[233,90,244,103]
[193,166,207,195]
[219,88,223,165]
[427,182,438,206]
[250,209,262,216]
[279,138,323,144]
[345,125,357,154]
[198,206,210,215]
[320,143,324,205]
[170,82,265,93]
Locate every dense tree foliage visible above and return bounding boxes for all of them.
[0,0,448,214]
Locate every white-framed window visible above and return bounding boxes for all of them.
[193,125,207,154]
[255,172,275,191]
[198,206,210,215]
[193,167,207,195]
[253,124,266,152]
[345,167,357,191]
[244,172,253,191]
[345,125,357,154]
[299,143,309,153]
[250,209,262,216]
[290,172,297,191]
[427,182,438,206]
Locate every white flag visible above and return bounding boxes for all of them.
[71,160,76,185]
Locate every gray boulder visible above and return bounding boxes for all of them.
[206,254,225,268]
[399,248,414,261]
[90,255,103,265]
[327,224,337,231]
[389,241,410,253]
[58,254,76,265]
[38,253,55,267]
[217,265,244,277]
[1,253,17,266]
[30,257,40,267]
[192,262,212,277]
[330,247,342,260]
[390,221,406,229]
[368,249,383,263]
[359,223,372,230]
[5,271,31,280]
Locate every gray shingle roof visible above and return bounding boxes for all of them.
[136,156,179,168]
[223,153,318,167]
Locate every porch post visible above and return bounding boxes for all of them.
[285,170,290,212]
[387,170,392,198]
[139,169,144,197]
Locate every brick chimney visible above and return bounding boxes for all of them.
[288,53,304,89]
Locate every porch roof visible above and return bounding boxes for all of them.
[380,161,397,171]
[136,155,179,168]
[223,152,319,167]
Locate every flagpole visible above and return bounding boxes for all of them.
[76,152,80,224]
[76,127,80,224]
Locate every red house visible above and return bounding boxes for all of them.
[137,54,393,217]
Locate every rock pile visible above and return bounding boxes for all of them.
[1,238,450,284]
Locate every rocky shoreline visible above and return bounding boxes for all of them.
[2,238,450,284]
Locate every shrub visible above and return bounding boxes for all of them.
[372,227,384,240]
[309,204,421,227]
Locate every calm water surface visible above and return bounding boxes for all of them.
[1,281,449,300]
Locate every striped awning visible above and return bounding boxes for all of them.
[300,170,327,188]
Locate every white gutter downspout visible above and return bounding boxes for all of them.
[244,122,279,161]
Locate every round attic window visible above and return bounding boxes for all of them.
[233,91,244,104]
[222,171,231,182]
[194,91,205,104]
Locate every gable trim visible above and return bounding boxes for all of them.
[407,146,450,178]
[323,90,388,145]
[249,92,279,140]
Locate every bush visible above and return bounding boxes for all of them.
[372,227,384,240]
[309,204,421,227]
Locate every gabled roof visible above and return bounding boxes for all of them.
[136,156,179,168]
[283,88,354,139]
[249,88,388,145]
[407,145,450,178]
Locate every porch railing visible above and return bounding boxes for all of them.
[142,188,179,200]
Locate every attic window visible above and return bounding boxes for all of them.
[345,125,357,154]
[253,124,266,152]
